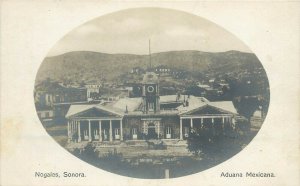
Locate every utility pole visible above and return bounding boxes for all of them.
[149,39,152,70]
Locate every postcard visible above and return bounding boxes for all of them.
[1,1,299,186]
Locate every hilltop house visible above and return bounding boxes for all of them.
[85,84,102,100]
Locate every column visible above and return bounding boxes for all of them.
[88,120,92,142]
[120,119,123,141]
[109,120,113,142]
[222,117,225,131]
[72,121,74,133]
[73,121,75,133]
[67,120,71,142]
[200,118,204,128]
[70,121,72,134]
[71,120,74,134]
[143,121,147,134]
[212,118,215,136]
[190,118,193,128]
[99,120,102,142]
[73,121,76,136]
[157,122,160,139]
[231,117,236,129]
[78,120,81,142]
[180,118,183,140]
[165,169,169,179]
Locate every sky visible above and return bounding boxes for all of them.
[47,8,252,56]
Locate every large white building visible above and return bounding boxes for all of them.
[66,72,239,143]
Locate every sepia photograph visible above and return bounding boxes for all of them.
[33,8,270,179]
[2,1,300,186]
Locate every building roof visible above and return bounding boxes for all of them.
[142,72,159,84]
[209,101,237,114]
[66,104,124,118]
[66,105,95,118]
[197,84,214,91]
[197,84,210,88]
[66,94,237,118]
[253,110,262,118]
[112,97,142,112]
[178,100,237,115]
[177,97,208,114]
[160,95,182,103]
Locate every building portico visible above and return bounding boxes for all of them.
[179,114,235,140]
[178,103,237,140]
[68,118,123,142]
[66,105,124,143]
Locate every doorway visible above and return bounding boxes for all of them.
[147,123,157,139]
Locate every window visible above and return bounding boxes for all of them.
[132,128,138,140]
[45,112,49,118]
[55,95,60,102]
[132,128,137,135]
[166,127,172,139]
[148,102,154,110]
[166,127,172,134]
[184,127,189,136]
[115,128,120,135]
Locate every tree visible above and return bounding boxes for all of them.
[233,96,259,121]
[187,128,214,156]
[72,143,99,164]
[187,127,245,162]
[84,143,98,158]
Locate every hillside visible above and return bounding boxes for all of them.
[36,50,262,84]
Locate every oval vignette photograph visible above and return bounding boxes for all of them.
[34,8,270,179]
